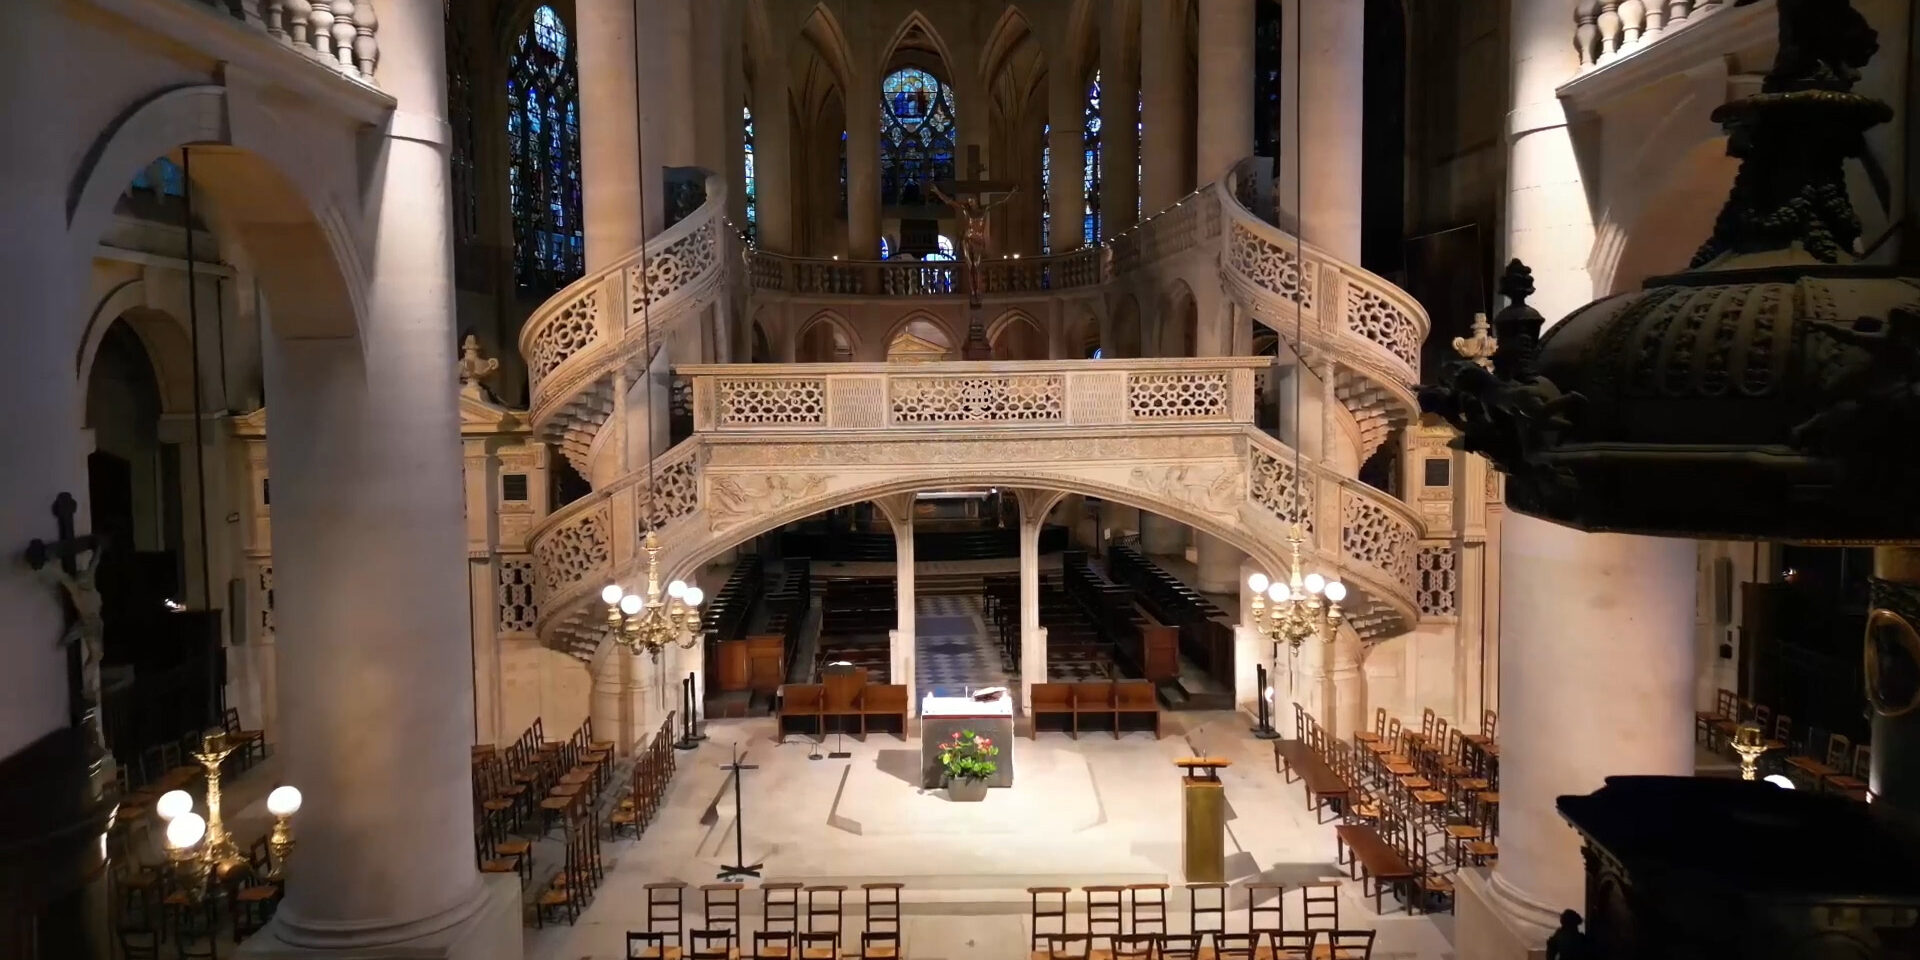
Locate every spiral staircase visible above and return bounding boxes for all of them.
[518,163,1437,661]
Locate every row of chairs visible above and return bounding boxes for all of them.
[112,809,285,956]
[1036,930,1374,960]
[537,717,679,927]
[116,709,268,822]
[1696,690,1870,798]
[628,880,904,956]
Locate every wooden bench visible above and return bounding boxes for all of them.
[776,684,825,741]
[860,683,909,738]
[1028,681,1161,739]
[1335,823,1415,913]
[1274,739,1349,822]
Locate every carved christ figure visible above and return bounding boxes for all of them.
[929,183,1016,298]
[48,547,107,714]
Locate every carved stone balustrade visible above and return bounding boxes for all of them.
[1574,0,1729,69]
[188,0,382,83]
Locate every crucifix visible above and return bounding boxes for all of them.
[932,145,1017,357]
[717,742,763,879]
[25,492,108,754]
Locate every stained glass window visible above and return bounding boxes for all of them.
[924,236,957,261]
[129,158,185,197]
[1083,71,1103,247]
[1136,91,1144,222]
[1255,0,1283,160]
[840,130,849,210]
[880,236,892,259]
[1040,122,1051,254]
[446,0,478,245]
[880,67,957,206]
[507,6,583,292]
[743,104,757,243]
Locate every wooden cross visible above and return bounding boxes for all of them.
[25,492,103,732]
[933,145,1018,349]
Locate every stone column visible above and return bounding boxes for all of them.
[638,0,697,239]
[1456,515,1694,960]
[1017,492,1064,705]
[877,495,915,702]
[1138,515,1188,556]
[577,0,644,268]
[1139,0,1191,215]
[588,649,639,757]
[1195,0,1254,186]
[245,0,519,953]
[1277,0,1363,261]
[1194,535,1241,594]
[1099,4,1140,232]
[846,68,881,258]
[1870,547,1920,810]
[1047,57,1085,252]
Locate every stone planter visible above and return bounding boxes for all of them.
[947,779,989,802]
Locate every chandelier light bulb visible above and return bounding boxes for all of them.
[1763,774,1795,790]
[684,586,705,607]
[1303,573,1326,595]
[266,785,303,817]
[1247,572,1271,594]
[619,594,644,615]
[155,789,194,822]
[166,812,207,850]
[600,584,624,606]
[1324,581,1347,603]
[667,580,687,599]
[1267,582,1289,603]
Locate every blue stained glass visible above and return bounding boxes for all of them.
[880,67,956,206]
[1083,70,1103,246]
[508,5,582,290]
[743,104,757,241]
[1040,122,1051,254]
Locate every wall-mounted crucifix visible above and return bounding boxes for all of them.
[25,492,107,752]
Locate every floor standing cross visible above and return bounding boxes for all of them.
[25,492,107,747]
[717,742,763,879]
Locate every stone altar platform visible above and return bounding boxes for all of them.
[918,692,1015,789]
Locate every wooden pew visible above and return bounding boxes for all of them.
[1031,683,1075,735]
[1113,679,1161,738]
[1335,823,1416,913]
[776,684,823,741]
[1273,739,1349,822]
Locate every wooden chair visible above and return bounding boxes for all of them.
[796,932,839,960]
[1212,933,1258,960]
[628,931,683,960]
[863,881,903,936]
[647,881,688,946]
[1697,687,1733,741]
[1411,828,1455,915]
[1301,882,1339,932]
[1354,707,1386,747]
[753,931,796,960]
[805,885,846,939]
[1156,933,1201,960]
[116,926,161,960]
[762,882,802,933]
[859,931,900,960]
[688,929,737,960]
[1085,885,1126,942]
[1269,931,1315,960]
[1316,930,1376,959]
[1187,882,1227,940]
[1111,934,1158,960]
[1128,882,1169,936]
[1028,886,1070,951]
[1244,882,1285,944]
[702,883,744,941]
[1042,934,1091,960]
[1827,744,1870,798]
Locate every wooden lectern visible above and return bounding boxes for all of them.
[1177,758,1231,882]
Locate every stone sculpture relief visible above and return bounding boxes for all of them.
[1127,464,1243,516]
[707,474,829,531]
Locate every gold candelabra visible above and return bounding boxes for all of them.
[1247,524,1347,652]
[602,530,704,660]
[158,730,303,898]
[1731,722,1771,781]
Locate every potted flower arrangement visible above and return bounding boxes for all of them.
[937,729,998,802]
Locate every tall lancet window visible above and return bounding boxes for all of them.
[880,67,957,206]
[1082,70,1103,247]
[1040,123,1052,254]
[1255,0,1283,160]
[507,5,583,291]
[446,0,478,247]
[743,103,757,243]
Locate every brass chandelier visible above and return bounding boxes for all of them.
[1247,523,1345,650]
[601,531,703,660]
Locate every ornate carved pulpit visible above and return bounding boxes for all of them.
[1559,776,1920,959]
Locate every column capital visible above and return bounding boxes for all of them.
[873,493,916,529]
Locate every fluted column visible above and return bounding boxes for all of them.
[1047,55,1085,252]
[1195,0,1254,186]
[846,67,881,257]
[1139,0,1190,215]
[1098,3,1140,233]
[248,1,520,955]
[577,0,644,267]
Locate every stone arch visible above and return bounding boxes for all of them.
[883,311,957,361]
[987,310,1048,360]
[793,310,860,362]
[879,11,959,80]
[1108,291,1143,358]
[67,86,363,344]
[799,2,856,94]
[77,279,198,416]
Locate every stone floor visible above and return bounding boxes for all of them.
[523,712,1458,960]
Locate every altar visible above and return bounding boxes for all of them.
[919,692,1015,789]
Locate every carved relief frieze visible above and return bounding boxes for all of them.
[1127,464,1245,516]
[706,473,830,531]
